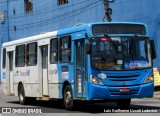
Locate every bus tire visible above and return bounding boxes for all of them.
[18,84,29,105]
[116,99,131,108]
[63,85,73,111]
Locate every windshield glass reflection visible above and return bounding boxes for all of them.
[91,36,152,70]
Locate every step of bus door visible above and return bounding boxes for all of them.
[40,96,50,101]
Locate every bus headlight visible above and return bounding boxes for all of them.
[90,75,104,85]
[143,74,154,83]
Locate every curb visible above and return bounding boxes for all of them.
[154,91,160,99]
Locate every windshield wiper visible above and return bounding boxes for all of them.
[129,35,138,68]
[129,35,137,55]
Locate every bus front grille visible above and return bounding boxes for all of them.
[107,75,139,81]
[109,90,138,95]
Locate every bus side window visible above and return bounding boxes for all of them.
[50,38,58,63]
[15,45,26,67]
[26,42,37,66]
[2,48,6,69]
[59,36,71,62]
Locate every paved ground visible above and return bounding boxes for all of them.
[0,84,160,116]
[0,84,160,99]
[0,84,1,92]
[154,91,160,100]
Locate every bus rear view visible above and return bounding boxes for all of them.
[87,23,156,108]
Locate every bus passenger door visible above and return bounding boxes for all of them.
[41,45,49,95]
[75,39,86,98]
[7,51,14,95]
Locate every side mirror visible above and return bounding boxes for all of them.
[85,43,91,54]
[150,40,157,59]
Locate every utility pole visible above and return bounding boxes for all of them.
[103,0,113,22]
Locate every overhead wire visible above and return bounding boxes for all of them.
[0,0,91,19]
[8,0,91,19]
[0,1,7,4]
[1,0,102,32]
[38,0,101,29]
[2,0,95,28]
[59,1,102,28]
[6,0,101,31]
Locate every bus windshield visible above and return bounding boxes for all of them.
[91,36,152,70]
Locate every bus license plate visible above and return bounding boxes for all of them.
[119,88,130,92]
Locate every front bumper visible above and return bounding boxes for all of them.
[88,82,154,100]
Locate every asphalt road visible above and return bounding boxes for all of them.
[0,85,160,116]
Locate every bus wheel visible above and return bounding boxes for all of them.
[63,85,73,111]
[18,84,28,105]
[116,99,131,108]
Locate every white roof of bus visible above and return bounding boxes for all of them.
[2,31,58,48]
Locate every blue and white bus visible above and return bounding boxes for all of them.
[1,22,156,110]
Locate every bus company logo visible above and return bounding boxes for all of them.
[130,63,138,67]
[14,71,19,76]
[2,72,6,79]
[130,61,139,67]
[125,63,130,69]
[20,70,30,76]
[26,70,30,76]
[49,69,57,75]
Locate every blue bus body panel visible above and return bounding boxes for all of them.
[87,68,153,100]
[56,29,88,99]
[92,69,152,86]
[54,22,152,100]
[88,82,153,100]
